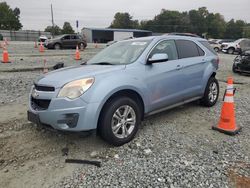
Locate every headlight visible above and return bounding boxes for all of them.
[58,78,94,99]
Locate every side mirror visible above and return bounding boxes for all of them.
[147,53,168,64]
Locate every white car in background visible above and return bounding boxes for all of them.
[221,38,250,54]
[209,41,221,52]
[39,35,48,42]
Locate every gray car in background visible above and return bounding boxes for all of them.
[45,34,87,50]
[28,35,219,146]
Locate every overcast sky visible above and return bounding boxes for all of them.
[4,0,250,31]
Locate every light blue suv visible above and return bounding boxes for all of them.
[28,35,219,146]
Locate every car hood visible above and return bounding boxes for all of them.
[35,65,126,88]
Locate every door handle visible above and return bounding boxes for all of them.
[176,65,183,70]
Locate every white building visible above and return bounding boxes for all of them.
[82,28,152,43]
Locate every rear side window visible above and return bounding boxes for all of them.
[149,40,178,61]
[200,41,217,55]
[175,40,202,58]
[197,45,205,56]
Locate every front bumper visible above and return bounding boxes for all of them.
[28,95,101,132]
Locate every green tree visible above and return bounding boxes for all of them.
[189,7,209,36]
[206,13,226,38]
[140,9,190,33]
[224,19,246,39]
[44,25,62,35]
[61,22,75,34]
[110,12,139,29]
[243,25,250,38]
[0,2,22,30]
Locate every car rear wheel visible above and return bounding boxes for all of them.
[78,43,86,50]
[228,48,235,54]
[98,97,141,146]
[200,77,219,107]
[54,43,61,50]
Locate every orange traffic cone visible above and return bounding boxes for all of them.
[1,46,11,63]
[43,59,48,74]
[74,45,81,60]
[34,41,38,48]
[39,42,45,52]
[212,77,241,135]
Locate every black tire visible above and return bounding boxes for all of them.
[54,43,61,50]
[200,77,219,107]
[78,43,86,50]
[214,47,219,52]
[228,48,235,54]
[98,97,141,146]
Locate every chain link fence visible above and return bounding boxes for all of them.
[0,30,51,41]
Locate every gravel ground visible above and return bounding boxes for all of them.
[0,42,250,188]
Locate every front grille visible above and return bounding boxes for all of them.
[31,97,51,110]
[34,84,55,92]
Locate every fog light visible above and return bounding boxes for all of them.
[57,113,79,128]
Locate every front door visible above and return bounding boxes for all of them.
[144,40,185,112]
[61,35,71,48]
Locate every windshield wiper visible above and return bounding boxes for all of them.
[92,62,114,65]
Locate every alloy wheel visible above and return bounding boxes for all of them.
[111,105,136,139]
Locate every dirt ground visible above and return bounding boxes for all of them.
[0,42,250,188]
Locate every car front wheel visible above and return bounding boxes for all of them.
[98,97,141,146]
[200,77,219,107]
[54,43,61,50]
[228,48,235,54]
[214,47,219,52]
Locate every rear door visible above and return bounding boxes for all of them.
[61,35,71,48]
[175,39,207,100]
[145,40,185,111]
[70,35,79,48]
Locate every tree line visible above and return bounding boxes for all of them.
[44,22,75,36]
[110,7,250,39]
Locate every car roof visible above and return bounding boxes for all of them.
[127,35,207,42]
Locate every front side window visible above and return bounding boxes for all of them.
[176,40,201,58]
[63,35,70,40]
[149,40,178,61]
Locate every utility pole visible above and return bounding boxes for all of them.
[51,4,55,37]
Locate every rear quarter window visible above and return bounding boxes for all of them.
[200,41,217,55]
[175,40,203,59]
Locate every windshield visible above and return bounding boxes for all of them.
[88,39,151,65]
[52,35,64,39]
[234,39,243,43]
